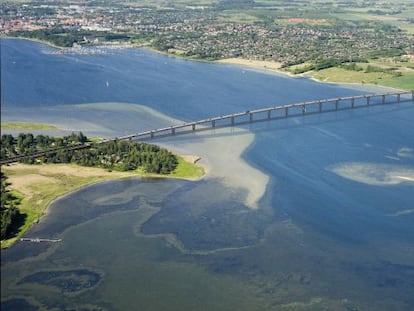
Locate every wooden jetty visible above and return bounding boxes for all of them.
[20,238,62,243]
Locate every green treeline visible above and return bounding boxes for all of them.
[10,28,85,47]
[291,57,368,74]
[70,139,178,174]
[1,172,24,240]
[290,54,405,75]
[9,29,133,47]
[1,132,178,174]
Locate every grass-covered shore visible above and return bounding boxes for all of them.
[1,122,60,131]
[5,36,413,92]
[306,63,414,91]
[217,57,414,92]
[1,157,204,249]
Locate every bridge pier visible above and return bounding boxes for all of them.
[351,97,355,108]
[171,128,175,135]
[268,110,271,119]
[335,99,339,110]
[231,116,235,125]
[249,113,253,122]
[285,107,289,117]
[366,96,371,106]
[150,131,154,138]
[397,94,400,103]
[382,94,385,104]
[212,120,216,128]
[192,124,196,131]
[319,101,322,112]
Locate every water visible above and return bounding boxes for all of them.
[1,38,414,310]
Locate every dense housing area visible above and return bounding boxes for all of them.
[1,0,413,67]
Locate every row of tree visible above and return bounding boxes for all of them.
[1,133,178,174]
[1,173,23,240]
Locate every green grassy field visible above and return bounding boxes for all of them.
[309,67,414,91]
[171,155,205,179]
[1,122,60,131]
[218,11,261,23]
[305,56,414,91]
[328,3,414,34]
[374,73,414,90]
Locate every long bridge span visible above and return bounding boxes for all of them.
[1,90,413,165]
[115,90,413,142]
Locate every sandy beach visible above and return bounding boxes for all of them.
[216,58,287,75]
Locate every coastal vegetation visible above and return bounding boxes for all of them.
[0,133,204,247]
[1,132,178,174]
[1,122,60,131]
[306,58,414,89]
[1,172,23,241]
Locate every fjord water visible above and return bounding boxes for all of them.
[1,39,414,310]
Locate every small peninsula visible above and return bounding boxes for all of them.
[1,132,204,248]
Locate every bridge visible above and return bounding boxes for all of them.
[114,90,413,141]
[1,90,413,165]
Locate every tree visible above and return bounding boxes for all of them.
[2,133,178,174]
[1,172,24,240]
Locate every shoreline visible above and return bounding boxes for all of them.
[141,48,412,92]
[216,58,294,77]
[2,36,408,92]
[216,58,408,93]
[2,36,65,50]
[1,158,205,249]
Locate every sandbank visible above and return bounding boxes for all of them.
[158,126,269,209]
[328,162,414,186]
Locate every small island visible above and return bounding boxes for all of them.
[0,132,204,248]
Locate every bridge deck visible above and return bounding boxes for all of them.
[114,90,413,142]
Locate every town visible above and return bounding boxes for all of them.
[1,0,414,87]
